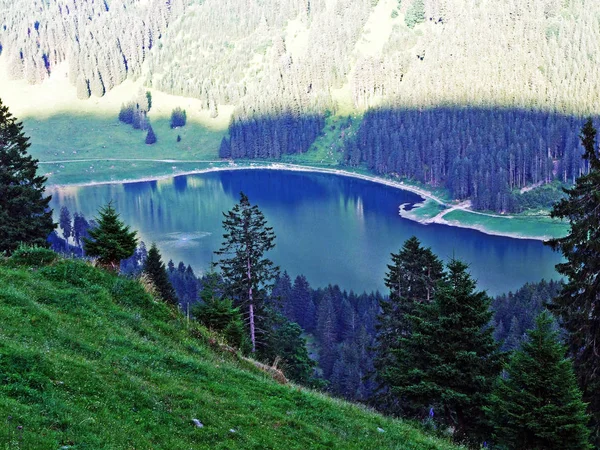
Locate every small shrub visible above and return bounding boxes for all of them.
[118,102,135,124]
[10,245,57,267]
[170,107,187,128]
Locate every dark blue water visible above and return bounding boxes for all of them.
[48,170,562,296]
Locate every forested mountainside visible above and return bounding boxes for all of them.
[4,0,599,115]
[2,0,600,211]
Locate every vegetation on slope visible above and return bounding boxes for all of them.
[0,250,459,449]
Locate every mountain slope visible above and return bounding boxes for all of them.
[0,251,459,449]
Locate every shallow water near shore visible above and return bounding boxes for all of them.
[48,169,562,296]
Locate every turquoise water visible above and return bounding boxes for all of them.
[48,170,562,296]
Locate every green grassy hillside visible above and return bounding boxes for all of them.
[0,250,459,449]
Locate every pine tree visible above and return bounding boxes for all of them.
[372,236,445,414]
[393,259,503,446]
[0,98,54,254]
[143,243,178,305]
[145,124,157,144]
[487,311,591,450]
[546,118,600,443]
[59,206,72,248]
[262,314,316,385]
[214,192,279,353]
[193,271,249,352]
[83,202,137,270]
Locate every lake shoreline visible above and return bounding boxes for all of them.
[45,161,564,242]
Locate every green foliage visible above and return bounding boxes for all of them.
[170,107,187,128]
[143,243,177,305]
[389,259,503,446]
[193,272,251,352]
[373,236,444,414]
[0,256,460,449]
[511,181,567,212]
[9,244,58,267]
[118,102,135,124]
[0,98,54,254]
[145,124,157,145]
[262,313,318,386]
[487,312,591,449]
[83,202,137,270]
[405,0,425,29]
[215,192,279,353]
[546,118,600,444]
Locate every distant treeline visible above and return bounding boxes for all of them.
[219,107,588,212]
[219,112,324,159]
[343,108,588,212]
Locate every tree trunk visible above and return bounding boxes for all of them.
[247,257,256,352]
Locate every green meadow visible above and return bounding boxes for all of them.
[0,251,461,449]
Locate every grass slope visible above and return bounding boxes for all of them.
[0,254,459,449]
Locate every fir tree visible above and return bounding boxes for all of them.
[392,259,503,446]
[372,236,445,414]
[214,192,279,353]
[143,243,178,305]
[487,311,591,450]
[193,271,249,352]
[59,206,72,248]
[546,118,600,443]
[0,98,54,254]
[145,124,157,144]
[73,212,91,249]
[83,202,137,270]
[262,313,317,385]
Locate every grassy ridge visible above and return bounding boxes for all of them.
[0,254,459,449]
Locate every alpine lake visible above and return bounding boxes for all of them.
[48,169,563,296]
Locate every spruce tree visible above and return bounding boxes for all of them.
[143,243,178,305]
[193,272,249,352]
[0,98,54,254]
[487,311,591,450]
[59,206,72,249]
[214,192,279,353]
[145,124,157,144]
[372,236,445,414]
[262,314,316,385]
[545,118,600,443]
[83,202,137,270]
[393,259,503,446]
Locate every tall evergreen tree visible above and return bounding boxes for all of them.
[59,206,72,245]
[487,311,591,450]
[0,98,54,254]
[143,243,178,305]
[83,202,137,270]
[73,212,91,249]
[546,118,600,443]
[214,192,279,353]
[372,236,445,414]
[391,259,503,446]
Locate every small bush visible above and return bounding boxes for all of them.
[10,245,57,267]
[118,102,135,124]
[170,107,187,128]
